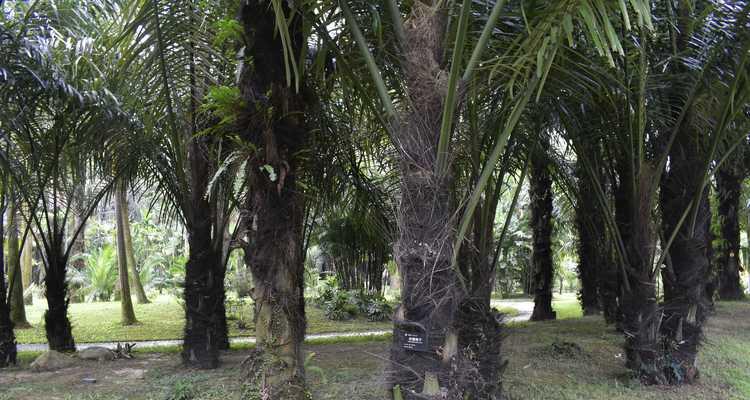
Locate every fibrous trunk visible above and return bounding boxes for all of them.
[575,161,601,316]
[716,161,745,300]
[43,240,76,352]
[388,3,504,398]
[0,205,17,367]
[529,137,556,321]
[660,125,711,384]
[239,2,307,397]
[181,137,225,368]
[115,184,137,326]
[615,163,665,384]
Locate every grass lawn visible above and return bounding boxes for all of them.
[3,301,749,399]
[14,295,392,344]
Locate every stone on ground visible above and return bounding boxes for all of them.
[78,346,116,361]
[30,350,75,372]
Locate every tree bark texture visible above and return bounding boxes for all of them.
[239,2,308,397]
[43,240,76,352]
[615,162,664,384]
[660,125,711,384]
[530,138,556,321]
[387,3,504,398]
[716,160,745,300]
[575,161,602,316]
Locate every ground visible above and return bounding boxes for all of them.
[3,300,749,400]
[14,295,393,344]
[14,294,523,345]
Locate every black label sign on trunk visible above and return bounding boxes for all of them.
[395,321,429,352]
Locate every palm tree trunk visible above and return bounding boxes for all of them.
[43,240,76,352]
[7,200,30,328]
[384,4,505,398]
[716,161,745,300]
[530,138,556,321]
[0,205,18,368]
[21,230,33,297]
[181,138,225,369]
[660,130,711,384]
[120,190,150,304]
[575,162,601,316]
[616,163,665,384]
[239,3,307,397]
[115,184,137,326]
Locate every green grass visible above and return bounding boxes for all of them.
[495,306,521,317]
[14,295,391,344]
[5,301,750,400]
[553,294,583,319]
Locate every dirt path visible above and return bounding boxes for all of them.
[494,299,534,322]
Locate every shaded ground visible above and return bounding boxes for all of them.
[3,301,748,400]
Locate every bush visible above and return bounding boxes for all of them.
[323,290,358,321]
[315,278,393,321]
[366,296,393,322]
[314,276,339,307]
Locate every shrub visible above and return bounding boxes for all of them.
[315,279,393,321]
[323,290,358,321]
[366,295,393,322]
[314,276,339,307]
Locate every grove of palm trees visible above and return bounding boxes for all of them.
[1,0,749,399]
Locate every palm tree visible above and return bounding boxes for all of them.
[116,0,241,366]
[529,131,556,321]
[338,0,654,396]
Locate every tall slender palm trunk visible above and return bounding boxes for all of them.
[0,205,17,367]
[239,3,308,397]
[8,200,30,328]
[115,184,137,326]
[716,161,745,300]
[21,232,33,298]
[120,191,150,304]
[530,137,556,321]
